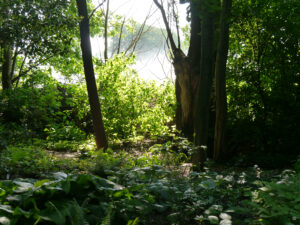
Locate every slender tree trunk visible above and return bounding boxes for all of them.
[1,45,13,90]
[214,0,232,161]
[76,0,108,150]
[104,0,109,61]
[117,18,125,54]
[193,0,216,167]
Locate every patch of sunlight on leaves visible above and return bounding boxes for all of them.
[0,217,10,225]
[0,205,13,214]
[208,215,219,224]
[220,219,232,225]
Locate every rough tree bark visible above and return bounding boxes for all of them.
[213,0,232,161]
[193,0,216,167]
[153,0,201,140]
[76,0,108,150]
[154,0,232,165]
[1,5,13,90]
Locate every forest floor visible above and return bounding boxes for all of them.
[0,138,299,225]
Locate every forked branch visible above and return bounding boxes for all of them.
[153,0,178,53]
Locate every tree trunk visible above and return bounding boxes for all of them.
[214,0,232,161]
[153,0,200,140]
[193,0,216,167]
[173,1,201,140]
[76,0,108,150]
[104,0,109,61]
[1,45,13,90]
[173,54,199,140]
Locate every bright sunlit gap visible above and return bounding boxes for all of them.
[91,0,188,82]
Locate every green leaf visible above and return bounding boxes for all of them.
[294,204,300,210]
[61,179,71,194]
[208,215,219,224]
[220,213,232,220]
[39,201,66,225]
[0,188,5,197]
[13,181,34,193]
[201,179,216,189]
[127,217,139,225]
[13,207,31,218]
[52,172,68,180]
[0,217,10,225]
[0,205,13,214]
[220,219,232,225]
[34,179,51,188]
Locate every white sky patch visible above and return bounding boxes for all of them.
[91,0,188,81]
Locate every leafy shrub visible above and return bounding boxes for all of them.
[44,124,86,142]
[0,173,126,225]
[96,54,175,139]
[1,153,299,225]
[255,171,300,224]
[0,146,53,178]
[1,55,175,143]
[295,157,300,173]
[0,145,93,178]
[227,0,300,161]
[43,140,81,152]
[0,77,86,144]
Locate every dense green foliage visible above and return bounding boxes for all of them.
[0,0,77,89]
[0,143,299,224]
[226,0,300,165]
[0,54,175,145]
[97,55,175,139]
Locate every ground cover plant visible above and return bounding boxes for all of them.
[0,139,299,225]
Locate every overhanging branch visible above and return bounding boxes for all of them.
[153,0,178,53]
[89,0,106,20]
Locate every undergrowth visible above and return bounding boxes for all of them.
[0,139,299,225]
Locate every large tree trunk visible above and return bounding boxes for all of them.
[76,0,108,150]
[193,0,216,167]
[173,1,201,140]
[173,53,194,140]
[153,0,201,140]
[1,5,13,90]
[214,0,232,161]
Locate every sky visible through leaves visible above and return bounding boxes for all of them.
[91,0,188,81]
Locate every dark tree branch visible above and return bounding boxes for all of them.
[10,46,18,80]
[117,17,126,54]
[124,11,150,55]
[104,0,109,60]
[14,53,26,88]
[12,54,53,84]
[131,19,147,53]
[153,0,178,53]
[172,0,181,49]
[89,0,106,20]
